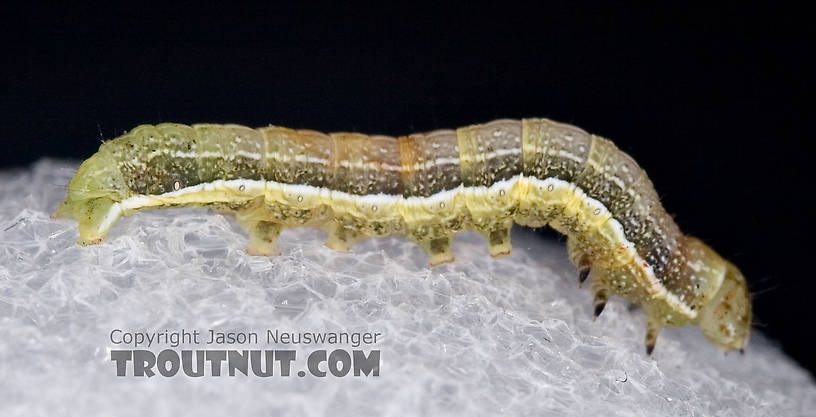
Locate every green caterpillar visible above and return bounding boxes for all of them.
[57,118,752,354]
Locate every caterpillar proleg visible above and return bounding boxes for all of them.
[57,118,752,354]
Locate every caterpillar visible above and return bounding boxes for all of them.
[56,118,751,355]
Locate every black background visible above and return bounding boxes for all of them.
[2,4,812,376]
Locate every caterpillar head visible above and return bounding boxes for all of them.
[698,261,752,352]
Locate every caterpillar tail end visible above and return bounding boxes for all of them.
[72,197,121,246]
[53,198,75,220]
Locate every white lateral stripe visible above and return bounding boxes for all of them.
[115,174,693,319]
[98,202,123,234]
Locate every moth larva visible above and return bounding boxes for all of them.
[56,119,752,354]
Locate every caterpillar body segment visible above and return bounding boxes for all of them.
[58,118,752,354]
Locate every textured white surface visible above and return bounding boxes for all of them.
[1,159,814,416]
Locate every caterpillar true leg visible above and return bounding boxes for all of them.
[578,268,591,288]
[645,318,663,355]
[567,236,592,287]
[593,287,609,319]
